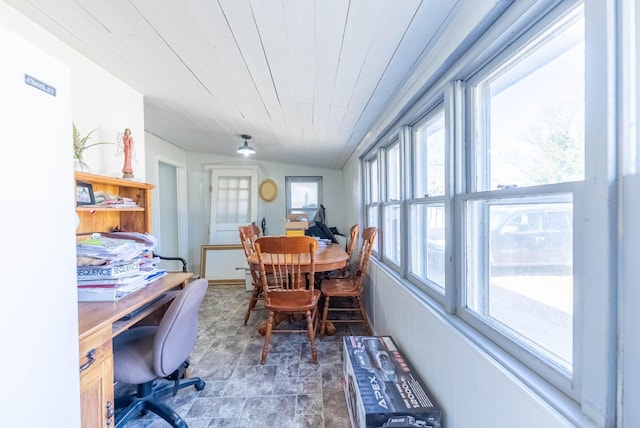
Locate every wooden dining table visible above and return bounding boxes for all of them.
[245,242,349,274]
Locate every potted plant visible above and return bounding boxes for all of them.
[73,122,111,172]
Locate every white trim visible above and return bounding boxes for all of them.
[154,154,189,268]
[204,162,264,174]
[618,1,640,426]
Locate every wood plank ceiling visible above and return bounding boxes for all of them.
[7,0,465,169]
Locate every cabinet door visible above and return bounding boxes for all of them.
[79,326,114,427]
[80,355,114,427]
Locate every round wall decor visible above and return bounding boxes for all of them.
[259,178,278,203]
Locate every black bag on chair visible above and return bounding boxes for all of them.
[306,205,338,243]
[306,222,338,243]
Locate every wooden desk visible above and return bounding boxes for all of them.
[245,242,349,273]
[78,272,192,428]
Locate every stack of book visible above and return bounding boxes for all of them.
[93,191,139,208]
[76,233,166,302]
[97,197,138,208]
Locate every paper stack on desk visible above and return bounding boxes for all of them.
[313,237,332,247]
[76,233,166,302]
[76,235,143,261]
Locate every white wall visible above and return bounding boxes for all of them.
[0,1,145,180]
[184,151,345,275]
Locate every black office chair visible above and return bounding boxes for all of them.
[113,278,208,428]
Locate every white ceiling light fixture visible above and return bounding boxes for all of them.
[236,134,256,157]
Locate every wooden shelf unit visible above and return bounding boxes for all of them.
[75,172,155,427]
[75,171,154,235]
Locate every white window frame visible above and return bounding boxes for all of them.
[381,138,402,270]
[619,1,640,426]
[364,156,380,256]
[407,105,448,300]
[458,3,586,396]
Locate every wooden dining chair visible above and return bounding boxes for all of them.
[254,236,320,364]
[327,224,360,279]
[319,227,377,338]
[239,224,263,325]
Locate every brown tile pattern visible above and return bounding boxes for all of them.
[116,284,360,427]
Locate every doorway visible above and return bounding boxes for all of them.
[157,160,187,271]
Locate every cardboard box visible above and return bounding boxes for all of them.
[285,213,309,231]
[343,336,442,428]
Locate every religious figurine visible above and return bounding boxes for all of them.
[117,128,134,178]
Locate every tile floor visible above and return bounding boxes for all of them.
[117,284,366,427]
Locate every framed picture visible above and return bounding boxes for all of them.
[76,181,95,206]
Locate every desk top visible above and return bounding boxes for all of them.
[246,243,348,273]
[78,272,192,341]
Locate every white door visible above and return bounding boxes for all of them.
[208,166,259,243]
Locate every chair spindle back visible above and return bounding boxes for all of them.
[254,236,317,304]
[353,227,377,285]
[239,224,260,257]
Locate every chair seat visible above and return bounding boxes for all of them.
[113,326,157,385]
[321,278,359,296]
[265,289,321,312]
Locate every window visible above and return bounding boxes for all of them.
[382,141,401,266]
[207,165,259,243]
[360,0,588,401]
[408,109,446,292]
[285,176,322,220]
[463,6,584,374]
[474,12,585,190]
[216,176,251,223]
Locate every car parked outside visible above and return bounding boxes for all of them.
[490,203,573,270]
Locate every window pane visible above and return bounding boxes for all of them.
[479,13,585,189]
[466,195,573,370]
[216,176,251,223]
[386,143,400,200]
[409,203,445,289]
[286,177,322,219]
[413,110,445,197]
[369,158,379,203]
[367,205,378,233]
[291,182,317,208]
[383,204,401,265]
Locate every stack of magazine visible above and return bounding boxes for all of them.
[76,233,167,302]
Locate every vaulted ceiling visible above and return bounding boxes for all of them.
[7,0,491,169]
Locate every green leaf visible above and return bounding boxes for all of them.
[72,122,112,159]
